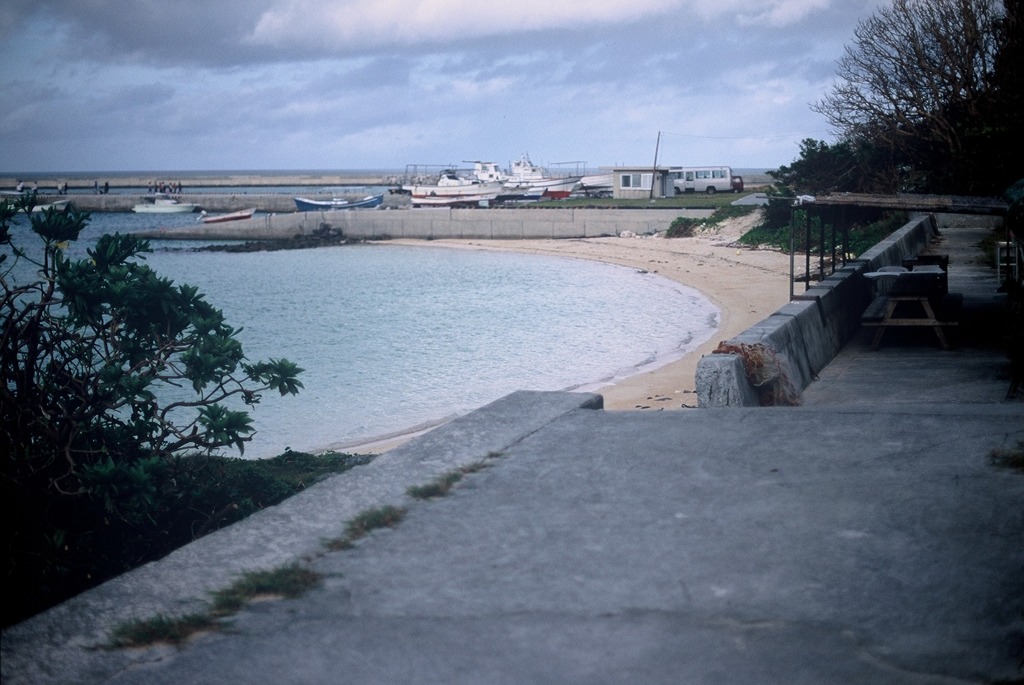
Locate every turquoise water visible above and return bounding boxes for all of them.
[13,211,720,457]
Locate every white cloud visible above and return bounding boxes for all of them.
[0,0,872,171]
[688,0,831,27]
[247,0,685,49]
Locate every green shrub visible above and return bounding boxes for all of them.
[0,199,318,626]
[666,205,757,238]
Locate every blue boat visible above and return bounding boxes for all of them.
[293,194,383,212]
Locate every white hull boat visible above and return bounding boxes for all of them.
[407,169,503,206]
[30,199,71,213]
[293,194,383,211]
[578,172,614,196]
[133,195,198,213]
[503,154,581,199]
[199,208,256,223]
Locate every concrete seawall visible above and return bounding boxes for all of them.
[136,207,715,241]
[695,213,944,406]
[694,212,1006,407]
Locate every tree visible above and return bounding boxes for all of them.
[813,0,1015,195]
[768,139,863,195]
[1,200,303,621]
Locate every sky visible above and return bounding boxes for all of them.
[0,0,887,174]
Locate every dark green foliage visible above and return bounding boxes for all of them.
[666,205,757,238]
[0,202,319,627]
[811,0,1021,195]
[768,139,866,195]
[738,200,907,258]
[665,217,702,238]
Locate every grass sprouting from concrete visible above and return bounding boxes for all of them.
[108,613,221,648]
[407,461,492,499]
[323,505,408,551]
[109,452,506,649]
[107,564,322,649]
[210,565,323,616]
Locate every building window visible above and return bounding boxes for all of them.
[620,173,652,190]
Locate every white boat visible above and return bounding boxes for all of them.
[30,199,71,213]
[578,172,614,196]
[132,195,199,213]
[293,194,383,211]
[411,192,502,207]
[199,207,256,224]
[407,169,503,207]
[502,154,581,199]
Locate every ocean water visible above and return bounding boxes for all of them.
[11,209,720,458]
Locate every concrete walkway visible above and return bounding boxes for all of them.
[3,225,1022,684]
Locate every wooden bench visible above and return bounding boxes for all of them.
[861,294,960,350]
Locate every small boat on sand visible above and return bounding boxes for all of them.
[293,194,383,212]
[133,195,199,213]
[199,208,256,224]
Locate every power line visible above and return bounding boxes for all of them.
[658,130,830,142]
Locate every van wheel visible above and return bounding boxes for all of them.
[706,186,716,195]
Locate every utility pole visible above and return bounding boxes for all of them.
[649,131,661,200]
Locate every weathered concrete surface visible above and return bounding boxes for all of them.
[0,391,603,684]
[696,214,996,406]
[5,402,1018,685]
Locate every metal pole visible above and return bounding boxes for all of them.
[804,210,811,292]
[818,209,825,282]
[789,206,795,300]
[649,131,661,200]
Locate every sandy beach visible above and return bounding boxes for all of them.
[346,213,793,453]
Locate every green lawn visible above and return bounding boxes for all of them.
[536,191,763,210]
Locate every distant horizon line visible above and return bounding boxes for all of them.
[0,165,778,179]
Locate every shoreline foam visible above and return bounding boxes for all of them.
[340,217,792,453]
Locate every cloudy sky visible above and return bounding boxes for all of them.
[0,0,885,174]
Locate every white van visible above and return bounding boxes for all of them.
[672,167,744,194]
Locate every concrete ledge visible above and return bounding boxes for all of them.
[0,390,602,684]
[694,354,761,407]
[696,215,938,406]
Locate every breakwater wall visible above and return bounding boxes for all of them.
[695,214,941,406]
[24,192,408,213]
[0,173,390,192]
[136,207,715,241]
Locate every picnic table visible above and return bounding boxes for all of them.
[861,257,959,350]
